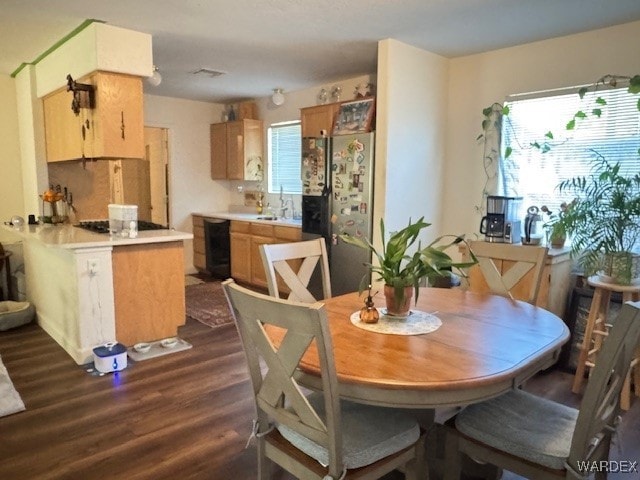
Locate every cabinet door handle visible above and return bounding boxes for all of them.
[121,111,125,140]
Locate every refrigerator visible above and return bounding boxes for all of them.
[301,132,375,297]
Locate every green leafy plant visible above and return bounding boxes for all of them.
[557,154,640,284]
[339,217,477,305]
[540,202,573,246]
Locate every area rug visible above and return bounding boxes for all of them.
[185,281,235,328]
[0,354,25,418]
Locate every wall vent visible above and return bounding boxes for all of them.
[191,68,226,77]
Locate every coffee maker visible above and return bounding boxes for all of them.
[479,195,523,243]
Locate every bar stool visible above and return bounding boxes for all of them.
[572,276,640,410]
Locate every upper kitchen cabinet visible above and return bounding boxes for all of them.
[43,71,144,162]
[210,119,264,181]
[300,103,340,138]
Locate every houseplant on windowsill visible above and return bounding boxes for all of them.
[339,217,477,316]
[540,202,573,248]
[557,153,640,285]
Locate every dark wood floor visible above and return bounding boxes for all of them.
[1,316,638,479]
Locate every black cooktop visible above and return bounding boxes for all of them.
[75,220,167,234]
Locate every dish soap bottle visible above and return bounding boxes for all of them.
[256,191,264,214]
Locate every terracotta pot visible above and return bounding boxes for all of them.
[383,285,413,316]
[550,235,566,248]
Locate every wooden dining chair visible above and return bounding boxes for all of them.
[222,279,426,480]
[443,300,640,480]
[260,237,331,303]
[468,241,548,304]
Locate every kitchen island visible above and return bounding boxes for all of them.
[3,224,193,364]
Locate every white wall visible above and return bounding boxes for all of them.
[0,75,24,225]
[15,65,48,222]
[443,20,640,248]
[376,39,449,246]
[143,94,227,272]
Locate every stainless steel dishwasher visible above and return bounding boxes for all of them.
[204,219,230,278]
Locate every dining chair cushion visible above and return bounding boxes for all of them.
[455,389,578,470]
[277,392,420,469]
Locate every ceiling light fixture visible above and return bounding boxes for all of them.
[147,66,162,86]
[271,88,285,106]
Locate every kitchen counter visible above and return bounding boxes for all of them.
[4,223,191,365]
[193,212,302,228]
[5,223,193,249]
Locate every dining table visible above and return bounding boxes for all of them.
[284,287,570,410]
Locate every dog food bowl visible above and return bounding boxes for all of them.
[133,342,151,353]
[161,337,178,349]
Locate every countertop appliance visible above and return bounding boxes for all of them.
[75,220,167,234]
[301,132,375,296]
[479,195,522,243]
[523,205,544,245]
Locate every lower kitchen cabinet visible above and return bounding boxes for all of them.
[192,215,206,272]
[112,241,186,346]
[230,220,301,290]
[460,244,572,318]
[230,222,252,283]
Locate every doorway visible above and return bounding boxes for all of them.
[144,127,170,226]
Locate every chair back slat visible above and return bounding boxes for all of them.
[260,238,332,302]
[568,301,640,469]
[222,279,344,474]
[470,241,548,304]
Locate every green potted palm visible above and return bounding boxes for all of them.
[339,217,476,316]
[558,154,640,285]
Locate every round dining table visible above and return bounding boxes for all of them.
[287,287,570,409]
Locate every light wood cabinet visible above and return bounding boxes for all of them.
[210,119,264,180]
[229,220,301,289]
[43,71,144,162]
[460,244,572,318]
[300,103,340,138]
[192,215,206,272]
[112,241,185,345]
[230,221,252,283]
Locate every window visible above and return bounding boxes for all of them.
[500,86,640,213]
[268,121,301,194]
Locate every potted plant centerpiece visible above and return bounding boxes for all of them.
[339,217,476,316]
[557,154,640,285]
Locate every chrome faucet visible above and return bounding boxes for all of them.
[277,187,294,219]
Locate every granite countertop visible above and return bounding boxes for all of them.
[3,224,193,250]
[193,212,302,227]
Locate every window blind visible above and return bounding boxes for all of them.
[268,122,301,194]
[500,87,640,214]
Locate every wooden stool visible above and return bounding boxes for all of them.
[572,276,640,410]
